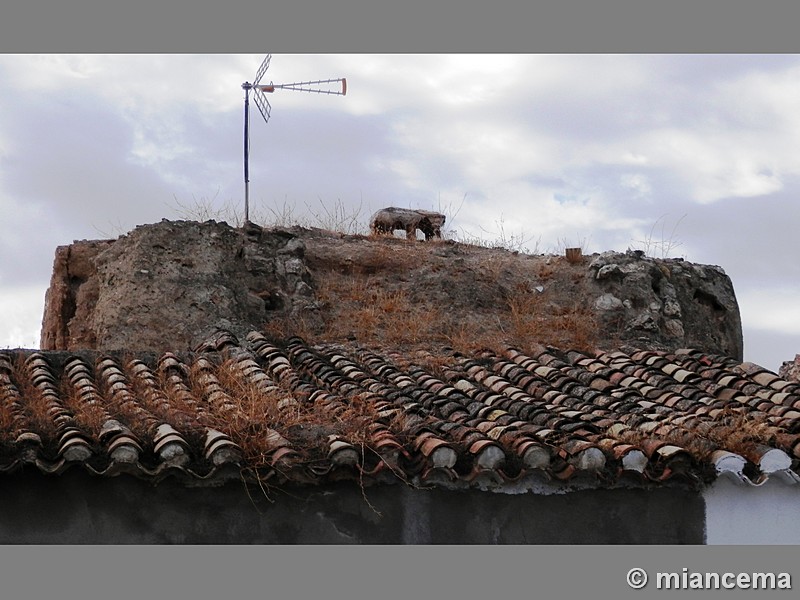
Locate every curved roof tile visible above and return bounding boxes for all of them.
[0,333,798,490]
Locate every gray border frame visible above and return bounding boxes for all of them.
[3,0,800,52]
[1,545,798,599]
[2,0,799,598]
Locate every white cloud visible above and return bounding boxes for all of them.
[738,286,800,336]
[635,128,786,203]
[620,173,652,199]
[308,54,525,116]
[621,152,650,165]
[0,55,105,90]
[450,179,647,254]
[0,285,45,349]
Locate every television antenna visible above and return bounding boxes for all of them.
[241,54,347,223]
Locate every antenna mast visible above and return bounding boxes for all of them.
[241,55,347,223]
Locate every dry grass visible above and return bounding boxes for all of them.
[11,355,59,443]
[186,357,386,468]
[262,314,322,345]
[300,272,451,347]
[452,215,542,254]
[608,407,784,463]
[0,382,17,444]
[61,370,110,439]
[262,258,600,357]
[124,359,200,435]
[701,409,784,458]
[505,288,598,353]
[0,356,38,445]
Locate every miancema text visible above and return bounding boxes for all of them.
[658,569,791,590]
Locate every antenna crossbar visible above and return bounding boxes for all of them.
[258,78,347,95]
[241,55,346,223]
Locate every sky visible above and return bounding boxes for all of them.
[0,54,798,371]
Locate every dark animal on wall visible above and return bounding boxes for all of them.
[369,207,446,241]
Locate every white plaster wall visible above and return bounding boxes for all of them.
[704,477,800,544]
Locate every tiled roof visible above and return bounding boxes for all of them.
[2,330,799,491]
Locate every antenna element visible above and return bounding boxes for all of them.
[241,55,346,223]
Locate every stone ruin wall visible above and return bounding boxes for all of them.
[41,220,319,353]
[40,219,745,360]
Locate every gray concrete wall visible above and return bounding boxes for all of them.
[0,471,705,544]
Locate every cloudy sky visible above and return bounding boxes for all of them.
[0,54,798,371]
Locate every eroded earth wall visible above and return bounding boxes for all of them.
[41,220,318,352]
[40,219,744,360]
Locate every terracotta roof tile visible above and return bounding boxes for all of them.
[1,333,800,489]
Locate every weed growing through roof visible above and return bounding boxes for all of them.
[189,356,386,469]
[703,407,784,458]
[0,355,35,445]
[124,358,203,435]
[607,405,785,464]
[10,355,59,444]
[84,358,147,440]
[0,384,17,446]
[61,375,109,439]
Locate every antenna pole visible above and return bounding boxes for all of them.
[241,55,344,226]
[242,82,252,223]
